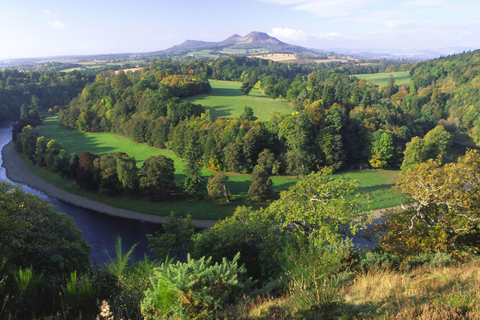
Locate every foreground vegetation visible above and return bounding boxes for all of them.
[3,149,480,319]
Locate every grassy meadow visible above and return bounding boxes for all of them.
[185,80,293,121]
[356,71,412,86]
[33,115,402,220]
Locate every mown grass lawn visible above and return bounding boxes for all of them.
[34,116,403,220]
[356,71,412,86]
[185,80,293,121]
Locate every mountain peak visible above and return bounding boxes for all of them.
[164,31,302,53]
[237,31,285,45]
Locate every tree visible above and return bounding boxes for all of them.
[76,151,99,191]
[147,213,195,261]
[35,136,48,167]
[207,172,230,203]
[369,131,395,168]
[265,168,370,242]
[140,154,176,201]
[423,125,452,159]
[183,132,204,198]
[239,106,257,122]
[51,149,70,176]
[45,139,64,171]
[17,125,37,157]
[380,150,480,259]
[116,152,139,194]
[94,152,138,196]
[0,182,91,275]
[400,125,452,171]
[111,71,132,90]
[239,82,253,96]
[248,168,272,202]
[254,149,281,175]
[401,136,425,171]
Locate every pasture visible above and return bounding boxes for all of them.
[185,80,293,121]
[33,116,402,220]
[356,71,412,86]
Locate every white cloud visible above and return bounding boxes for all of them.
[270,28,308,41]
[42,9,52,15]
[256,0,377,17]
[404,0,446,7]
[448,4,478,11]
[48,21,65,29]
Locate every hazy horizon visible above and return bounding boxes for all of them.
[1,0,479,60]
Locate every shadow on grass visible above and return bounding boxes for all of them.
[204,105,237,119]
[357,184,395,193]
[210,87,242,97]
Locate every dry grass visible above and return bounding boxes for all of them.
[242,260,480,319]
[343,261,480,318]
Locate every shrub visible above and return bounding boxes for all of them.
[61,270,98,319]
[358,251,400,271]
[281,239,355,309]
[148,213,195,261]
[141,253,252,319]
[406,251,454,270]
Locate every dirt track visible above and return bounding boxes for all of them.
[1,141,217,228]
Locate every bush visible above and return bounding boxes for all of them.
[281,239,355,309]
[358,251,400,271]
[192,207,283,286]
[61,271,98,319]
[148,213,195,261]
[141,253,253,319]
[406,251,454,270]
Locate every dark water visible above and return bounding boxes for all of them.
[0,126,163,264]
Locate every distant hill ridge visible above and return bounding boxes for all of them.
[164,31,304,53]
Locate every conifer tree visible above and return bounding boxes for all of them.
[183,131,204,198]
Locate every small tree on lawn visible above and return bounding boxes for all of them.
[240,82,253,96]
[207,172,230,203]
[248,168,272,202]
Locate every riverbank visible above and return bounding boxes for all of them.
[1,141,217,228]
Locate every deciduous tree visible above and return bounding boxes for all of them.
[207,172,230,203]
[0,182,91,275]
[248,168,272,202]
[140,154,176,201]
[379,150,480,259]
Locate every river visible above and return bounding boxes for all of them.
[0,126,163,264]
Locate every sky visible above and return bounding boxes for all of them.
[0,0,479,60]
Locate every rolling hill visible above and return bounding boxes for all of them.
[163,31,313,54]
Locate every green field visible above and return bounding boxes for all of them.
[356,71,411,86]
[185,80,293,121]
[33,116,402,220]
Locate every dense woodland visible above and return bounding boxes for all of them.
[4,51,480,319]
[51,53,478,179]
